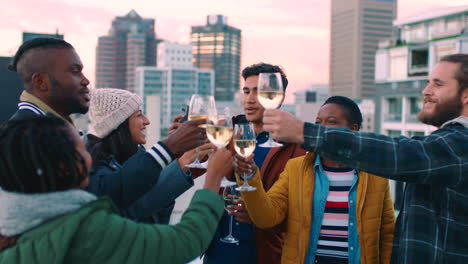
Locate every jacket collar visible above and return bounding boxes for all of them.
[441,116,468,128]
[304,152,369,217]
[19,91,74,124]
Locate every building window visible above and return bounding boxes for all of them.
[409,46,429,76]
[385,98,402,121]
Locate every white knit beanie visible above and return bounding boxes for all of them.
[88,88,143,138]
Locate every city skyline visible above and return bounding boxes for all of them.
[1,0,466,103]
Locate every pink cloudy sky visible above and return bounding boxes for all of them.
[0,0,466,102]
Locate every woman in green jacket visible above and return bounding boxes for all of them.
[0,115,231,264]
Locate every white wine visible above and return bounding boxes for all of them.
[224,194,240,213]
[188,114,210,128]
[206,125,233,148]
[233,139,256,158]
[258,92,284,109]
[188,114,208,121]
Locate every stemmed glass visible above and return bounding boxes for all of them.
[257,72,284,147]
[233,123,257,191]
[205,111,236,187]
[221,185,241,243]
[185,94,217,169]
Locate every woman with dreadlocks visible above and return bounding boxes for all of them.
[0,115,230,263]
[85,88,213,224]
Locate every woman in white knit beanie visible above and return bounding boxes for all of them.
[85,88,211,224]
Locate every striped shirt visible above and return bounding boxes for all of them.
[315,166,354,263]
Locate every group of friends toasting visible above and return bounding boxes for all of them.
[0,37,467,264]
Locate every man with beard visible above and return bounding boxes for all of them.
[256,54,468,263]
[8,38,205,155]
[8,38,91,123]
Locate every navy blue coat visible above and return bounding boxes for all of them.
[86,147,194,224]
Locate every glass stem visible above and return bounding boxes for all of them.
[268,132,274,143]
[228,215,234,236]
[242,173,249,187]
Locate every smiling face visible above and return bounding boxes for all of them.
[418,61,463,127]
[315,103,359,131]
[128,110,150,145]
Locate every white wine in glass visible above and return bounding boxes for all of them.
[257,72,284,147]
[258,91,284,110]
[185,94,217,169]
[206,113,236,187]
[233,139,256,158]
[233,123,257,191]
[206,125,233,149]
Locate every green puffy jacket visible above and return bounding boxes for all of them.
[0,189,223,264]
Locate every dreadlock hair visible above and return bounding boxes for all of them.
[8,37,74,72]
[242,62,288,91]
[86,118,139,166]
[322,96,363,130]
[0,115,87,193]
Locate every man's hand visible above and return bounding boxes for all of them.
[233,154,256,176]
[204,148,233,192]
[227,199,252,224]
[263,109,305,144]
[162,119,207,157]
[168,115,185,136]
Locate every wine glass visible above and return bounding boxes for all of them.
[220,185,241,243]
[185,94,217,169]
[257,72,284,147]
[233,123,257,191]
[205,112,236,187]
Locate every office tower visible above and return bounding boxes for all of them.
[96,9,157,92]
[329,0,397,98]
[191,14,241,101]
[22,31,64,43]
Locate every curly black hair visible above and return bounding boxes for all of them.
[0,115,87,193]
[241,63,288,91]
[322,96,363,130]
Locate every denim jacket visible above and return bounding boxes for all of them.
[305,155,360,264]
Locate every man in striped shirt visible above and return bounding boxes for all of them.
[263,53,468,263]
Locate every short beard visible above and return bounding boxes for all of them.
[49,75,89,115]
[417,96,462,127]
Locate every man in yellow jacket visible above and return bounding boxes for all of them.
[234,96,395,264]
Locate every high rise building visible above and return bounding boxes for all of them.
[95,10,157,92]
[157,41,193,69]
[135,66,215,132]
[22,31,64,43]
[191,15,241,101]
[329,0,397,98]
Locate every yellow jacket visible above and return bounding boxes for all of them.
[238,153,395,264]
